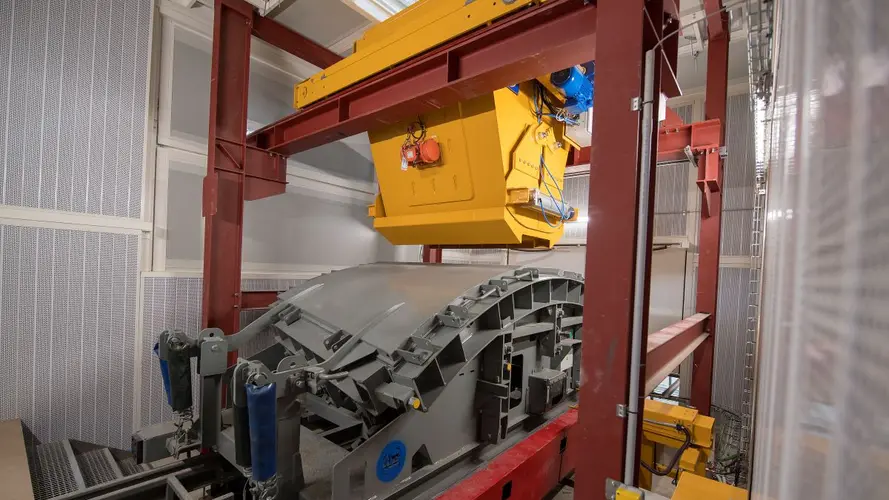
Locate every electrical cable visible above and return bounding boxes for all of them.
[538,154,570,228]
[640,422,692,477]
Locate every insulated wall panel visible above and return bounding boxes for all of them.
[0,0,152,218]
[0,226,139,449]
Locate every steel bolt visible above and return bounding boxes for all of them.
[210,345,219,352]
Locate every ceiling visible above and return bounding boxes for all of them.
[271,0,373,55]
[673,0,751,90]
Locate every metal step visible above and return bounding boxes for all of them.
[74,448,123,488]
[28,440,86,500]
[117,456,151,477]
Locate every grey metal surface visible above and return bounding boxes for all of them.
[29,441,84,500]
[76,449,123,487]
[117,457,147,477]
[276,263,514,356]
[1,227,140,450]
[0,0,150,217]
[273,264,584,500]
[141,263,584,500]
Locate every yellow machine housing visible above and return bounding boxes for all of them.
[367,81,572,247]
[294,0,578,248]
[639,400,715,489]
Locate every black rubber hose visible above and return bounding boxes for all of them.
[640,423,692,477]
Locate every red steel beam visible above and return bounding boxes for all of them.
[691,1,730,416]
[249,0,597,156]
[567,146,591,167]
[662,106,685,128]
[704,0,729,40]
[240,290,280,310]
[575,0,664,493]
[645,313,710,394]
[437,409,577,500]
[252,13,342,69]
[568,118,721,167]
[657,118,721,162]
[422,246,442,264]
[203,0,287,366]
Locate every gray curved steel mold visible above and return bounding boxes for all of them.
[264,263,584,500]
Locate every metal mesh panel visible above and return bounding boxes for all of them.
[751,0,889,497]
[562,175,588,242]
[0,227,138,450]
[723,94,757,210]
[28,442,81,500]
[0,0,151,217]
[720,210,754,256]
[140,277,304,427]
[75,449,120,487]
[562,104,695,243]
[713,267,751,414]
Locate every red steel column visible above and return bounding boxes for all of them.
[690,3,730,415]
[422,246,443,264]
[575,0,663,493]
[202,0,287,365]
[202,0,253,367]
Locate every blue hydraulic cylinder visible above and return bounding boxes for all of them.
[246,383,277,482]
[153,343,172,405]
[550,63,595,115]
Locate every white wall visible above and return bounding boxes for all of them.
[151,3,390,277]
[0,0,155,450]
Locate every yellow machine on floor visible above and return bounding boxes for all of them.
[640,400,715,488]
[295,0,585,248]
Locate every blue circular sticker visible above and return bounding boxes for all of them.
[376,440,407,483]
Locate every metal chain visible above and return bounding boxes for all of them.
[171,408,194,459]
[248,475,279,500]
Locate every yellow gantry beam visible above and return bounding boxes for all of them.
[294,0,540,108]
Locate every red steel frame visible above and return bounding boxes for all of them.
[201,0,728,494]
[202,0,341,363]
[422,246,443,264]
[691,1,730,415]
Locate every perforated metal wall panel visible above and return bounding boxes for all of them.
[0,0,151,217]
[563,104,695,243]
[653,163,691,237]
[562,175,588,242]
[0,226,139,449]
[713,266,751,413]
[140,277,304,428]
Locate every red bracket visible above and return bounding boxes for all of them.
[657,118,723,217]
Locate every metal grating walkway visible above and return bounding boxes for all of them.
[27,441,84,500]
[75,449,123,487]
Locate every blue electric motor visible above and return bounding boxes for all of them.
[550,62,595,115]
